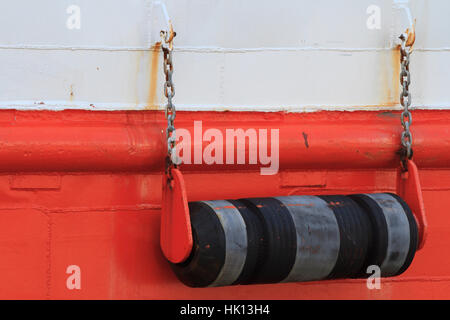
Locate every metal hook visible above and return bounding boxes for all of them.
[153,1,175,49]
[393,0,416,49]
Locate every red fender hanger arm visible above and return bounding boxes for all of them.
[160,168,193,264]
[396,159,428,250]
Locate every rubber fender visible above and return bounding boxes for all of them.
[318,195,372,279]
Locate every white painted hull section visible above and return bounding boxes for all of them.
[0,0,448,111]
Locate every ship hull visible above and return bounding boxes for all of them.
[0,109,448,300]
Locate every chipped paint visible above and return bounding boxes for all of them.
[302,132,309,149]
[69,84,74,101]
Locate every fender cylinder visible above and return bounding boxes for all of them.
[348,194,389,276]
[228,200,265,285]
[275,196,340,282]
[237,197,297,284]
[318,195,372,279]
[350,193,418,277]
[169,193,419,288]
[170,200,247,287]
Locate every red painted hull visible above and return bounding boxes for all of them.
[0,109,449,299]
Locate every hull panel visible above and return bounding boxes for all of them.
[0,109,448,299]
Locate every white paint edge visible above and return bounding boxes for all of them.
[0,45,449,53]
[0,100,447,112]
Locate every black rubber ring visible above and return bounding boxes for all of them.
[386,193,419,276]
[349,194,389,278]
[228,199,264,285]
[238,197,297,284]
[169,201,226,288]
[319,195,372,279]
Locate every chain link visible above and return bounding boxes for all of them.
[399,33,413,166]
[160,29,415,175]
[161,30,180,181]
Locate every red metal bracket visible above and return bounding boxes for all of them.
[160,168,193,264]
[396,159,428,250]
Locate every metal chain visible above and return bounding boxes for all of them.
[161,29,179,181]
[399,33,413,166]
